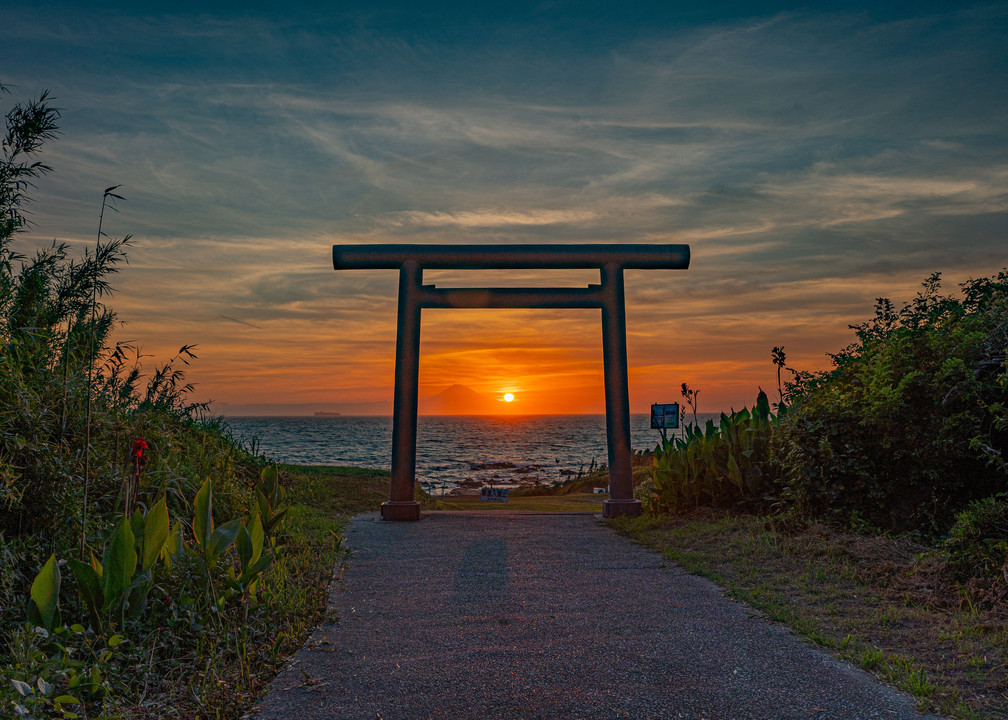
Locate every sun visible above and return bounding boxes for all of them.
[503,393,515,403]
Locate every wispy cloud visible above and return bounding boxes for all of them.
[6,2,1008,410]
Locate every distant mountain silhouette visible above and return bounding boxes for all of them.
[420,384,501,415]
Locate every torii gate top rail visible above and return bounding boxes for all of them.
[333,243,690,270]
[332,243,690,521]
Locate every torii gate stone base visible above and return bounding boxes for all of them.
[332,243,691,521]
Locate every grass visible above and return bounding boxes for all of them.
[611,511,1008,719]
[130,464,392,718]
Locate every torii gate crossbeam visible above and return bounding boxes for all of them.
[332,243,690,521]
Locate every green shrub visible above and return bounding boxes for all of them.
[775,271,1008,533]
[941,494,1008,582]
[649,390,777,514]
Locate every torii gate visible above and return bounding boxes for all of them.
[332,243,691,520]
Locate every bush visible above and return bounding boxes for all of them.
[1,85,283,718]
[775,271,1008,533]
[941,494,1008,582]
[649,390,778,514]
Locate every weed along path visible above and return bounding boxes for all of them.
[248,513,942,720]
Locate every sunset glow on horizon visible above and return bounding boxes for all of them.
[7,1,1007,416]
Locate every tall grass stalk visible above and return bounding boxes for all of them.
[81,184,123,558]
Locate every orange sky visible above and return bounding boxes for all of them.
[96,257,992,416]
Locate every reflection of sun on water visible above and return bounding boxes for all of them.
[503,393,515,403]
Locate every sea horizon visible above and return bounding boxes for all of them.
[222,413,725,493]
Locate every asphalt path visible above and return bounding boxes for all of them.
[248,512,943,720]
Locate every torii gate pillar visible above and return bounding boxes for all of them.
[332,244,691,521]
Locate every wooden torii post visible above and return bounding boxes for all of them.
[332,243,691,520]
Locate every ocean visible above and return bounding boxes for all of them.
[223,413,722,493]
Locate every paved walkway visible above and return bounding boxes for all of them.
[248,512,942,720]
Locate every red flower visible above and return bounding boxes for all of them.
[132,437,148,458]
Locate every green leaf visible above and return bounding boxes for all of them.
[141,497,170,571]
[247,513,264,563]
[193,477,213,547]
[245,553,273,578]
[101,518,137,613]
[260,463,278,490]
[130,508,145,544]
[53,694,79,705]
[108,634,124,648]
[162,521,182,570]
[68,559,103,631]
[255,487,271,524]
[124,569,152,619]
[236,524,253,571]
[207,518,242,565]
[727,453,743,490]
[28,554,61,632]
[263,508,287,534]
[755,388,771,422]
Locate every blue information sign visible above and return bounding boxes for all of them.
[650,403,680,430]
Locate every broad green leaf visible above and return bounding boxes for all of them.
[727,453,743,490]
[207,518,242,564]
[193,477,213,547]
[264,508,287,534]
[101,518,137,612]
[755,388,771,422]
[246,553,273,578]
[141,497,170,571]
[260,463,278,491]
[130,508,145,544]
[124,570,153,619]
[161,521,182,570]
[28,554,60,632]
[255,487,271,522]
[249,513,264,560]
[236,524,253,570]
[68,559,103,631]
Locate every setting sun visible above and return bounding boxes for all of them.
[503,393,515,403]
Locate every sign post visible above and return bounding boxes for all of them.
[333,243,691,520]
